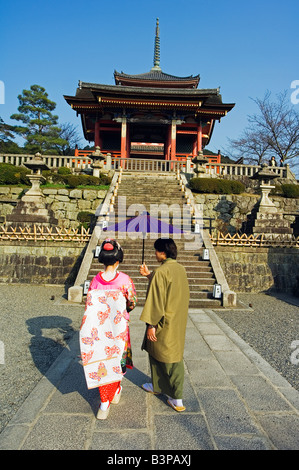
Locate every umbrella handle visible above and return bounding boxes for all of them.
[142,236,145,265]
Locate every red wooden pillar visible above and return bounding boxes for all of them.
[165,125,171,160]
[126,123,130,158]
[192,137,197,157]
[171,120,177,160]
[94,120,100,148]
[197,122,202,152]
[121,118,127,159]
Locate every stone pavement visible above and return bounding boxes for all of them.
[0,306,298,451]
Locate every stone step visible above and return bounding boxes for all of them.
[90,261,213,271]
[84,172,223,308]
[88,272,215,287]
[114,199,187,206]
[91,260,213,271]
[130,280,215,292]
[134,296,222,308]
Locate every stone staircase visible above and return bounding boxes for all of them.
[86,173,222,308]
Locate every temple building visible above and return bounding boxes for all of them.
[64,19,234,163]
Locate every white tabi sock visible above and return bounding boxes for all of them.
[168,397,183,407]
[100,401,110,411]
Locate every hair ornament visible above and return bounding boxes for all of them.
[103,242,114,251]
[103,238,121,251]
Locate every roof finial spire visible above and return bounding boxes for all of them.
[151,18,162,72]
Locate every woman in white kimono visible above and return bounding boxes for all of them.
[80,239,137,419]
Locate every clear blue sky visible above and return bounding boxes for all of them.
[1,0,298,156]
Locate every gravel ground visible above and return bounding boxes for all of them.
[0,284,84,434]
[217,292,299,392]
[0,285,298,434]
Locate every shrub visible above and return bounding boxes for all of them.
[0,163,30,185]
[99,174,112,185]
[57,166,71,175]
[77,211,95,230]
[63,173,111,188]
[280,184,299,198]
[0,164,111,188]
[189,177,245,194]
[77,211,93,223]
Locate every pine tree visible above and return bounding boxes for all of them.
[0,116,22,153]
[10,84,68,154]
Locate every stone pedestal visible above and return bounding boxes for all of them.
[90,146,105,178]
[22,174,46,201]
[6,201,58,227]
[252,212,293,238]
[68,285,83,303]
[249,165,293,239]
[6,153,58,227]
[259,183,278,214]
[192,151,209,178]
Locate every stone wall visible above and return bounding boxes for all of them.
[0,186,298,294]
[1,187,298,233]
[1,241,297,296]
[216,246,299,296]
[0,241,86,286]
[194,193,299,234]
[0,187,107,228]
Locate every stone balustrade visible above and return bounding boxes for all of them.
[0,153,297,181]
[0,153,94,171]
[204,162,295,180]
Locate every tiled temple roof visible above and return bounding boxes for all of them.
[114,70,200,89]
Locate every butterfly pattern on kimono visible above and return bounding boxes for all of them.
[85,293,93,309]
[81,327,100,346]
[96,298,111,325]
[114,310,127,324]
[80,315,87,329]
[80,272,137,390]
[104,329,128,342]
[106,291,120,301]
[89,362,107,382]
[81,351,94,366]
[112,366,123,375]
[104,345,120,359]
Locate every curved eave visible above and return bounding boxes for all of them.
[77,83,219,100]
[114,71,200,89]
[65,99,234,117]
[114,77,200,89]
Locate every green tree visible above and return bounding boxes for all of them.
[0,116,23,153]
[10,84,68,154]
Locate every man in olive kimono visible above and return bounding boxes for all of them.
[139,238,190,412]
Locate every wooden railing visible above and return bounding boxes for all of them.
[0,225,92,242]
[210,232,299,247]
[111,157,185,172]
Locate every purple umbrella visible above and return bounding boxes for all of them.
[103,211,183,263]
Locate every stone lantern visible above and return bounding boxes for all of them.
[191,150,209,178]
[6,152,58,226]
[90,146,105,178]
[22,152,49,203]
[251,164,278,213]
[248,164,293,238]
